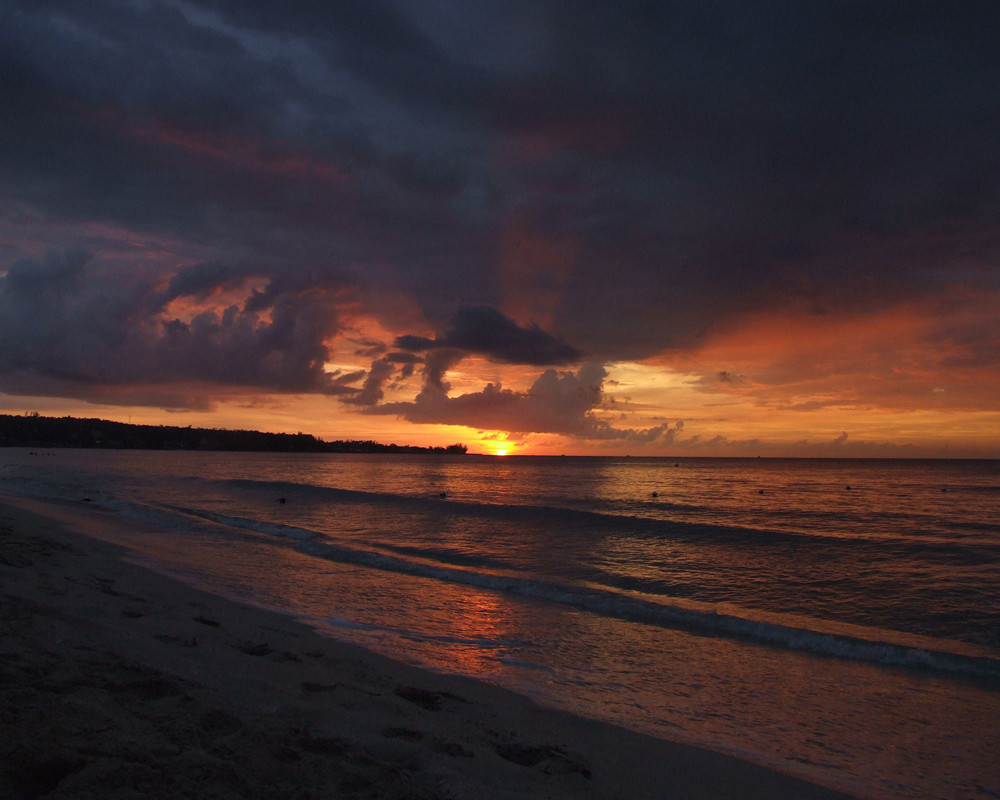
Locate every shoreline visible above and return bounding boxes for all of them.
[1,494,860,799]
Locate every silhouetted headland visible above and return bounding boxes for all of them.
[0,413,467,454]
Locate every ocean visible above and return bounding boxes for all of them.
[2,449,998,799]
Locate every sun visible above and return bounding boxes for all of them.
[482,432,518,456]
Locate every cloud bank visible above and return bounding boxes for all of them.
[0,251,352,407]
[366,362,677,443]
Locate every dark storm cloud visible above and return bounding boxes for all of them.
[341,356,396,407]
[1,0,999,406]
[394,306,582,365]
[0,250,354,405]
[157,261,248,304]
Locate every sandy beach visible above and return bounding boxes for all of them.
[0,495,859,799]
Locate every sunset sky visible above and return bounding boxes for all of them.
[2,1,999,456]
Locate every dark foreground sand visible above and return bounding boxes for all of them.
[0,495,859,799]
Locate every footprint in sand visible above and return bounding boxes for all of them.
[153,633,198,647]
[494,742,592,778]
[237,642,275,656]
[381,727,475,757]
[301,682,339,694]
[393,685,466,711]
[0,551,33,568]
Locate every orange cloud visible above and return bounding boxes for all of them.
[654,288,1000,413]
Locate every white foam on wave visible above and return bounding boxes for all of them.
[166,506,320,541]
[68,486,1000,684]
[286,535,1000,683]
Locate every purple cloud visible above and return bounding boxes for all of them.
[395,306,582,365]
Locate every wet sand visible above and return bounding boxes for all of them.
[0,495,859,799]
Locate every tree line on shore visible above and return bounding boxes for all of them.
[0,413,467,454]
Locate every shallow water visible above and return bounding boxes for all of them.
[3,449,998,799]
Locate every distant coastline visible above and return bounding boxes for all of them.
[0,413,467,454]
